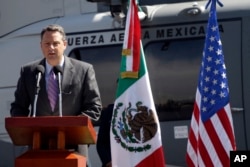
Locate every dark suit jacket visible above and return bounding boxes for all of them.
[10,56,102,119]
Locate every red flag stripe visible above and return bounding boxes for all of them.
[125,0,140,73]
[203,114,229,166]
[186,103,199,166]
[186,131,197,167]
[131,0,140,72]
[136,147,165,167]
[186,152,195,167]
[198,135,214,167]
[186,103,199,167]
[187,101,216,167]
[127,4,133,50]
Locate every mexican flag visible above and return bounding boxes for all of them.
[110,0,166,166]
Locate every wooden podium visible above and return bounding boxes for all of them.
[5,116,97,167]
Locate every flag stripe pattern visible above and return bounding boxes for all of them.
[186,0,236,166]
[121,0,140,78]
[110,0,166,166]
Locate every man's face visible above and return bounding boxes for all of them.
[40,31,67,66]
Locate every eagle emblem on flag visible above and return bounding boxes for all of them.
[112,101,157,152]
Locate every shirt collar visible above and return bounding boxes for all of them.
[45,56,65,75]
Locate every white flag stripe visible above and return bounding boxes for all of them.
[225,104,233,123]
[126,53,133,71]
[123,7,131,49]
[197,152,205,167]
[189,115,198,140]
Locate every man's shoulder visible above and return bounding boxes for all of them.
[66,56,92,68]
[22,58,44,70]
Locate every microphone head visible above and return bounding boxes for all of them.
[36,65,45,74]
[53,65,63,74]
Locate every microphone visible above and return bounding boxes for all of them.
[33,65,45,117]
[35,65,45,93]
[53,65,63,75]
[53,65,63,117]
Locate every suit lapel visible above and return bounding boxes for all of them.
[61,56,74,93]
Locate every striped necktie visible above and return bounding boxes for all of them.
[47,70,58,111]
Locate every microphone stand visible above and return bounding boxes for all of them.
[58,72,62,117]
[33,73,42,117]
[53,65,63,117]
[33,94,39,117]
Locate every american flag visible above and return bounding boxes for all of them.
[186,0,236,166]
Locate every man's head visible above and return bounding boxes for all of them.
[40,24,67,66]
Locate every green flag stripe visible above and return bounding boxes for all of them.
[116,43,147,98]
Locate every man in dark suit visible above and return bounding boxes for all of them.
[10,24,102,161]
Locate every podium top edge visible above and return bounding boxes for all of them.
[5,116,91,128]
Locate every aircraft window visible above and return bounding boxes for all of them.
[145,39,203,121]
[69,38,203,121]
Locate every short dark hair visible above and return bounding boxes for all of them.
[40,24,66,41]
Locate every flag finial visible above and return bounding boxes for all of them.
[205,0,224,9]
